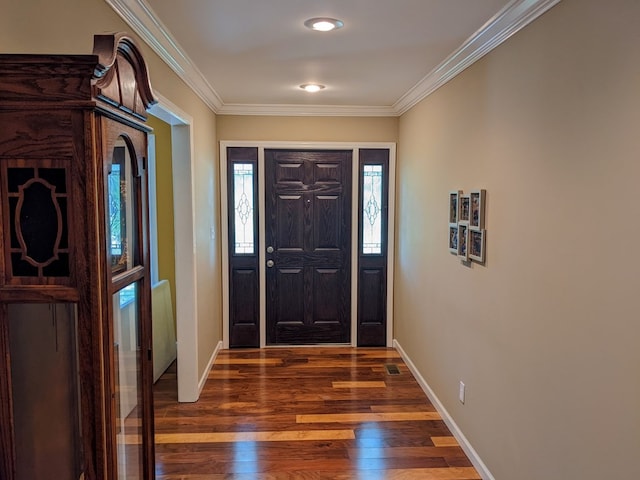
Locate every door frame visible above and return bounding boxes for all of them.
[149,94,199,402]
[220,141,396,348]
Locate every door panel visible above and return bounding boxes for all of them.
[314,162,342,183]
[276,195,304,249]
[276,162,304,183]
[313,268,341,322]
[231,269,258,325]
[314,195,341,249]
[276,268,304,323]
[266,150,351,344]
[8,304,82,480]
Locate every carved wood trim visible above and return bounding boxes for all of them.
[15,178,63,268]
[1,160,72,284]
[92,33,157,120]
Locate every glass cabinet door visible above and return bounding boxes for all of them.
[112,283,143,479]
[107,136,150,480]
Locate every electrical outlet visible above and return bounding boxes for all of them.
[459,381,466,404]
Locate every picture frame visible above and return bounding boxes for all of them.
[448,224,458,253]
[459,194,470,223]
[449,190,461,224]
[469,189,486,230]
[457,223,469,260]
[469,229,485,263]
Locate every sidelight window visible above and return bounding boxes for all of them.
[357,149,389,346]
[226,147,260,347]
[361,164,383,254]
[233,163,255,254]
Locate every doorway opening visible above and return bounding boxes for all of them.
[149,95,199,402]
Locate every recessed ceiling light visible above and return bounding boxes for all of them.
[300,84,325,93]
[304,17,344,32]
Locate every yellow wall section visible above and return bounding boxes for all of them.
[147,115,176,322]
[396,1,640,479]
[217,115,398,143]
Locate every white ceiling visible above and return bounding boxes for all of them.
[107,0,560,116]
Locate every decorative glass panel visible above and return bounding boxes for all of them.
[108,141,138,272]
[362,164,383,254]
[5,164,70,278]
[233,163,255,254]
[108,163,123,258]
[7,168,34,193]
[17,180,61,264]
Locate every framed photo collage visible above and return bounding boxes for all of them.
[449,189,485,263]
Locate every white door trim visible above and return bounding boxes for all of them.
[220,141,396,348]
[149,93,200,402]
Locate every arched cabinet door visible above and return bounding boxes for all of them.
[95,33,156,480]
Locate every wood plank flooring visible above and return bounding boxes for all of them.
[154,347,480,479]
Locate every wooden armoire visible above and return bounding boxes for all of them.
[0,33,157,480]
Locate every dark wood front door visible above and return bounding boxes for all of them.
[265,150,352,344]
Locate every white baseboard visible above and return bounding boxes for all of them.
[198,340,223,395]
[393,339,495,480]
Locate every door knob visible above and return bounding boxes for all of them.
[266,246,274,254]
[266,260,274,268]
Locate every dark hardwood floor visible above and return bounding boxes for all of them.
[153,347,480,479]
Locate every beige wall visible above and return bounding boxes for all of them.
[2,0,222,391]
[193,108,220,377]
[217,115,398,143]
[396,1,640,479]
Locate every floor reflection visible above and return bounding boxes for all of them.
[233,439,258,474]
[356,422,386,479]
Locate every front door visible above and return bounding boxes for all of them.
[265,150,352,344]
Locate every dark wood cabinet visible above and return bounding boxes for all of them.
[0,33,156,480]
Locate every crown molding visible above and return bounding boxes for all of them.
[105,0,561,117]
[105,0,224,112]
[393,0,562,115]
[217,103,397,117]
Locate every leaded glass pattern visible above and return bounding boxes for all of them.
[233,163,255,254]
[108,143,138,273]
[362,164,383,254]
[108,163,122,258]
